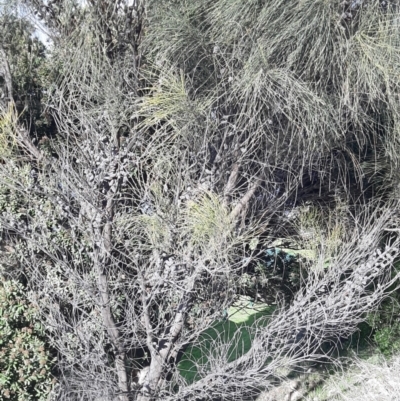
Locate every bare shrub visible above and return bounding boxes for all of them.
[2,1,400,401]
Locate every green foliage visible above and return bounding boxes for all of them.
[366,293,400,357]
[0,163,33,231]
[0,278,54,400]
[184,192,232,253]
[373,323,400,357]
[138,65,208,131]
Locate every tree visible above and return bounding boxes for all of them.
[1,1,400,400]
[0,8,49,138]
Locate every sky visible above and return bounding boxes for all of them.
[0,1,51,46]
[2,0,138,47]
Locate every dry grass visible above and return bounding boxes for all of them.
[0,103,17,158]
[306,354,400,401]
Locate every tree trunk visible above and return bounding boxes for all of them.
[96,269,130,401]
[137,303,187,401]
[0,45,13,103]
[95,195,130,401]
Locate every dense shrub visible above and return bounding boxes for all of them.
[0,278,54,400]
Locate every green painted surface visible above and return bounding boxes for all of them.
[178,300,275,383]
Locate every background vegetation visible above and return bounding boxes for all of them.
[1,0,400,400]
